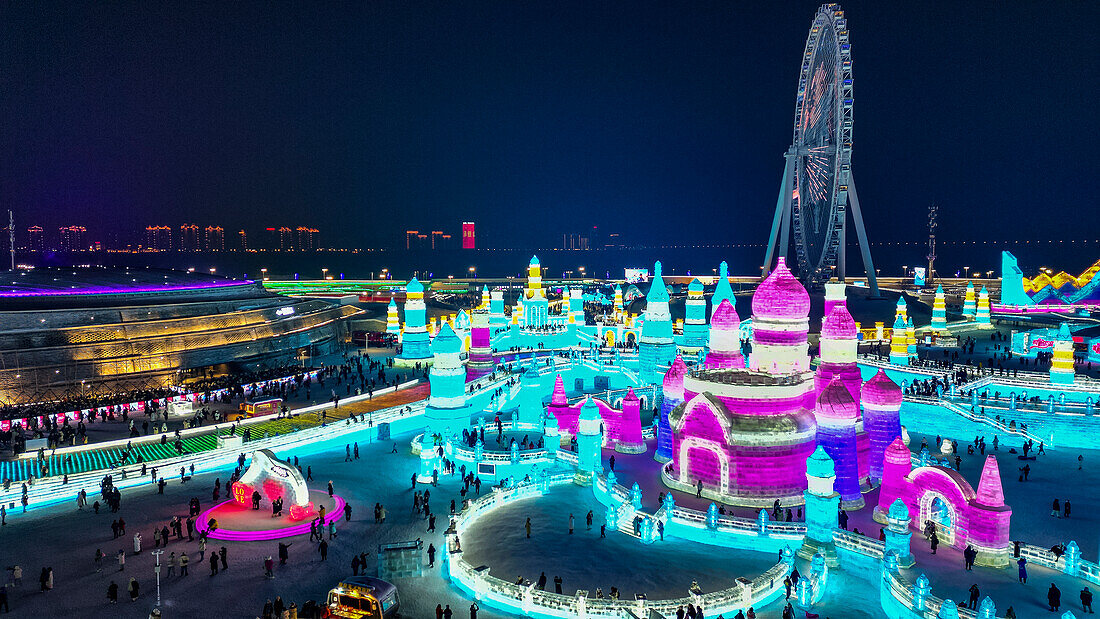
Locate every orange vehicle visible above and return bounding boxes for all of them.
[229,397,282,421]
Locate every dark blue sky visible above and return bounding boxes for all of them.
[2,1,1096,249]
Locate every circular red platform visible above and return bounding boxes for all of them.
[196,489,346,541]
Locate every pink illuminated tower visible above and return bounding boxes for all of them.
[749,257,810,375]
[814,379,863,508]
[969,456,1012,566]
[616,388,645,454]
[467,305,494,380]
[703,299,745,370]
[654,354,687,463]
[861,370,903,482]
[814,303,869,485]
[547,374,576,436]
[876,438,912,517]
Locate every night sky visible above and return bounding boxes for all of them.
[2,1,1097,250]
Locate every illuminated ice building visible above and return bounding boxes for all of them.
[665,258,819,507]
[397,277,432,363]
[638,261,676,383]
[663,259,893,507]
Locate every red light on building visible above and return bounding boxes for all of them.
[462,222,475,249]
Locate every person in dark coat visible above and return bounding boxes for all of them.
[1050,583,1062,611]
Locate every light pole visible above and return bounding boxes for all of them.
[321,268,328,280]
[963,266,970,280]
[261,268,268,281]
[469,266,476,280]
[151,548,164,609]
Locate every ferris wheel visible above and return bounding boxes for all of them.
[763,3,879,296]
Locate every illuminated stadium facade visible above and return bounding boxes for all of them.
[0,268,361,403]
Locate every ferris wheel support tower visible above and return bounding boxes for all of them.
[762,3,880,298]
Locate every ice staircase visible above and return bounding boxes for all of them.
[617,504,663,544]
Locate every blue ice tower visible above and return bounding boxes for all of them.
[682,278,708,351]
[798,446,840,565]
[814,379,864,509]
[398,277,432,362]
[574,399,604,486]
[710,261,734,318]
[638,261,677,384]
[517,364,544,424]
[423,324,470,442]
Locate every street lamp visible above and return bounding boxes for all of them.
[321,268,328,280]
[963,266,970,279]
[261,268,268,281]
[469,266,476,279]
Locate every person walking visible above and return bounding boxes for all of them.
[107,581,118,604]
[568,513,574,535]
[1081,586,1093,613]
[525,517,532,539]
[1050,583,1062,611]
[128,577,139,602]
[470,602,479,619]
[929,531,939,555]
[427,543,436,568]
[117,550,126,571]
[197,537,206,562]
[219,547,228,571]
[179,552,189,576]
[967,584,980,610]
[319,540,328,561]
[166,552,176,577]
[209,552,219,576]
[1017,557,1028,583]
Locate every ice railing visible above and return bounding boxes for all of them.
[448,474,792,617]
[881,565,982,619]
[833,529,885,559]
[1019,542,1100,587]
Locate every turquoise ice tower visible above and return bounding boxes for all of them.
[523,255,549,328]
[568,286,584,333]
[423,324,470,443]
[930,285,948,331]
[799,446,839,565]
[517,364,544,424]
[814,379,864,509]
[574,399,604,486]
[963,281,977,318]
[398,277,432,362]
[654,354,687,463]
[385,297,401,338]
[906,316,917,358]
[889,314,909,365]
[884,498,915,567]
[681,278,708,351]
[639,261,676,384]
[976,286,992,326]
[710,261,734,318]
[489,289,506,331]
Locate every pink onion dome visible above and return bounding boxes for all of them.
[711,298,741,332]
[821,304,857,340]
[623,387,638,403]
[815,379,858,420]
[751,257,810,320]
[884,437,911,465]
[861,369,903,407]
[663,354,687,388]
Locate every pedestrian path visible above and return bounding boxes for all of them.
[0,382,433,484]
